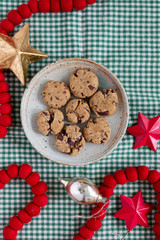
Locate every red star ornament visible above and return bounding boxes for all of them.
[127,112,160,152]
[114,190,154,232]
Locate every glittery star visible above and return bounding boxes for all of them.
[114,190,154,231]
[127,112,160,152]
[0,23,48,85]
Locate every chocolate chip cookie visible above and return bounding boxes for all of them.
[66,99,90,124]
[56,125,85,156]
[89,89,118,117]
[83,117,111,144]
[69,69,99,98]
[37,108,64,136]
[42,81,71,108]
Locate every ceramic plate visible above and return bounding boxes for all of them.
[21,58,129,166]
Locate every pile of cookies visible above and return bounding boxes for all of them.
[37,69,118,156]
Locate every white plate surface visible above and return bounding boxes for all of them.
[21,58,129,166]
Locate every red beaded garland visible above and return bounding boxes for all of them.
[80,225,94,239]
[73,235,85,240]
[3,226,17,239]
[87,0,96,4]
[73,166,160,240]
[0,115,13,127]
[0,164,48,239]
[26,172,40,186]
[28,0,39,13]
[18,4,32,19]
[9,216,24,231]
[148,170,160,184]
[18,209,32,223]
[0,169,10,184]
[87,218,102,231]
[114,169,127,184]
[99,185,113,198]
[0,126,7,138]
[33,194,48,207]
[51,0,61,12]
[0,104,13,115]
[137,165,149,180]
[7,10,23,26]
[19,163,32,179]
[0,93,11,104]
[0,81,9,92]
[125,167,138,182]
[25,202,41,217]
[61,0,73,12]
[32,181,48,195]
[39,0,50,13]
[7,164,19,178]
[0,19,14,33]
[0,72,5,81]
[74,0,87,11]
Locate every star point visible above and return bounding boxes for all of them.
[0,23,48,85]
[127,112,160,152]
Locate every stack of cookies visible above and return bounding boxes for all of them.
[37,68,118,156]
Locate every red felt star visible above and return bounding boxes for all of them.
[127,112,160,152]
[114,190,154,231]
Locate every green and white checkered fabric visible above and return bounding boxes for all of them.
[0,0,160,239]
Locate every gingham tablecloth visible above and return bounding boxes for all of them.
[0,0,160,239]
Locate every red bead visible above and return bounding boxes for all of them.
[9,216,24,231]
[156,237,160,240]
[91,206,106,220]
[0,126,7,138]
[0,93,11,104]
[18,4,32,19]
[99,185,113,198]
[0,169,10,184]
[0,73,5,81]
[156,193,160,202]
[125,167,138,182]
[157,203,160,212]
[0,104,12,115]
[39,0,50,12]
[0,28,8,35]
[32,181,48,195]
[153,224,160,236]
[51,0,61,12]
[103,174,117,188]
[73,235,85,240]
[26,172,40,186]
[25,202,41,217]
[74,0,87,11]
[28,0,39,13]
[87,0,96,4]
[87,218,102,231]
[19,164,32,179]
[0,82,9,92]
[80,225,94,239]
[0,19,14,33]
[114,170,127,184]
[61,0,73,12]
[148,170,160,184]
[3,239,16,240]
[7,164,19,178]
[18,209,32,223]
[96,201,109,208]
[33,194,48,207]
[0,182,5,189]
[7,10,23,26]
[0,115,13,127]
[137,166,149,180]
[3,226,17,239]
[154,180,160,192]
[155,212,160,224]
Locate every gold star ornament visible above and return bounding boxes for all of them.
[0,23,48,85]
